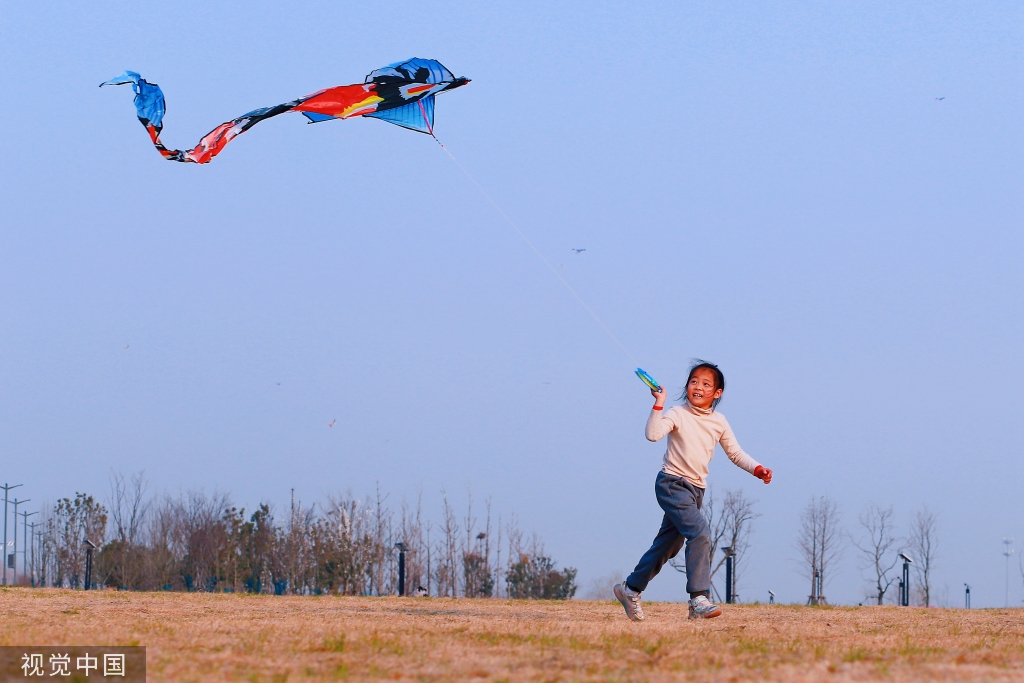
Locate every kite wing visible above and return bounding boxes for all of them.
[100,58,469,164]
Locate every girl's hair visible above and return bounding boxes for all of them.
[678,359,726,410]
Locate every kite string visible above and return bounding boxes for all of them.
[423,124,639,367]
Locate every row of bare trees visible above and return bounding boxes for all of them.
[797,496,940,606]
[23,474,942,605]
[28,473,577,599]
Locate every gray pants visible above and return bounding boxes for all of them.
[626,471,711,596]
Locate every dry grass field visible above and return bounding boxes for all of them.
[3,588,1024,682]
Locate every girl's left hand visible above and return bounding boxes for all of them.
[754,465,773,484]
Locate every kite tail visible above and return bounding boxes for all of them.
[171,102,299,164]
[143,123,191,163]
[100,72,194,162]
[100,71,298,164]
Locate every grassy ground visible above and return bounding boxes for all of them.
[3,588,1024,682]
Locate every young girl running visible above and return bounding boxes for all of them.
[614,360,772,620]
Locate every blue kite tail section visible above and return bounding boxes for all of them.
[100,71,166,128]
[99,71,141,87]
[366,95,434,134]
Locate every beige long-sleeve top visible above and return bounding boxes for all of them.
[646,403,760,489]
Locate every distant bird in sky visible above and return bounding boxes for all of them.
[276,382,281,386]
[935,97,945,101]
[328,419,336,428]
[123,345,129,350]
[572,248,586,253]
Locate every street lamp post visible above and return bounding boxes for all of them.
[29,522,37,587]
[898,553,913,607]
[395,542,407,597]
[83,539,97,590]
[20,510,37,585]
[722,546,735,604]
[10,499,29,585]
[1,483,23,586]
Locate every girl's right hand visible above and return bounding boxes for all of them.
[651,385,666,407]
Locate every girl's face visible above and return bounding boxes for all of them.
[687,368,723,410]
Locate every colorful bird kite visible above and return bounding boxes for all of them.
[100,58,469,164]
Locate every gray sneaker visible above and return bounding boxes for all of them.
[613,582,645,621]
[688,595,722,619]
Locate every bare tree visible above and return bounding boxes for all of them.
[36,506,54,587]
[109,472,149,545]
[503,515,524,598]
[852,504,900,605]
[317,494,375,595]
[369,484,393,595]
[493,514,503,598]
[908,506,938,606]
[103,471,150,589]
[435,490,460,597]
[176,491,233,592]
[797,496,843,605]
[144,494,181,590]
[425,521,433,596]
[281,492,316,595]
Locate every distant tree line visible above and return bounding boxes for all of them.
[29,473,577,599]
[21,473,943,606]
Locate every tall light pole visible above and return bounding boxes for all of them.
[1,484,23,586]
[29,522,37,587]
[10,499,29,585]
[20,510,37,585]
[1002,539,1014,608]
[898,553,914,607]
[395,542,407,596]
[722,546,736,604]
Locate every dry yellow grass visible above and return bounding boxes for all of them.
[3,588,1024,682]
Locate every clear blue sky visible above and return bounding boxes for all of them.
[1,1,1021,606]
